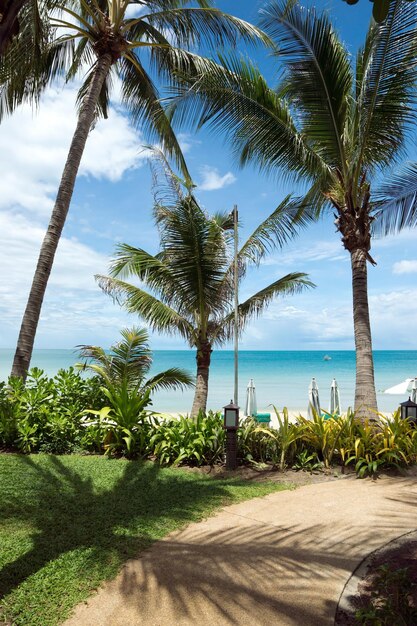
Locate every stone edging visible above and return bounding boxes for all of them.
[334,528,417,624]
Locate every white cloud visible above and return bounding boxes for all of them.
[0,80,145,216]
[393,260,417,274]
[0,211,132,347]
[373,228,417,249]
[198,166,236,191]
[264,240,346,267]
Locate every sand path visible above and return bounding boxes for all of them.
[64,474,417,625]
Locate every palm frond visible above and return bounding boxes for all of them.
[260,0,352,173]
[153,196,230,317]
[109,243,185,306]
[139,7,271,49]
[119,52,191,181]
[238,195,317,266]
[213,273,315,344]
[96,274,196,342]
[0,0,52,118]
[355,0,417,171]
[372,162,417,235]
[77,326,153,386]
[168,53,327,182]
[144,367,194,392]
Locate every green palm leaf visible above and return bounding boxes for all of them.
[372,162,417,235]
[213,273,315,343]
[168,52,328,182]
[96,275,196,343]
[145,367,194,392]
[354,0,417,172]
[259,0,352,173]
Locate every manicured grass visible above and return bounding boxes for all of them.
[0,454,292,625]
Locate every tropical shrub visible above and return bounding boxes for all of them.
[78,327,193,458]
[273,407,303,470]
[355,564,417,625]
[237,418,280,466]
[83,386,155,458]
[0,367,105,453]
[150,411,225,467]
[292,450,322,473]
[298,413,345,469]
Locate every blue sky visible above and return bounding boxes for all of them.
[1,0,417,352]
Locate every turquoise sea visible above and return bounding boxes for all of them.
[1,349,416,414]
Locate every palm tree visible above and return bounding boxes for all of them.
[77,325,193,392]
[2,0,267,380]
[168,0,417,417]
[77,326,193,456]
[97,153,314,416]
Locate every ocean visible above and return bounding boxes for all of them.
[1,349,416,415]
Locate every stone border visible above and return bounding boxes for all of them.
[334,528,417,624]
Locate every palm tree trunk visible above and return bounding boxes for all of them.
[0,0,27,55]
[350,248,378,418]
[11,53,113,380]
[191,341,212,417]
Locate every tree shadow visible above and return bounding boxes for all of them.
[65,474,417,626]
[0,455,250,602]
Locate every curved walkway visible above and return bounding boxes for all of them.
[65,474,417,626]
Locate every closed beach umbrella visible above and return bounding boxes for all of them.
[329,378,341,415]
[245,379,257,417]
[385,379,414,395]
[308,378,321,418]
[411,379,417,404]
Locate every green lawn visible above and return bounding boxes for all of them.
[0,454,292,625]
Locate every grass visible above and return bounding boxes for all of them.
[0,454,292,625]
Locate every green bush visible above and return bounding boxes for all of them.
[237,417,280,466]
[0,367,105,453]
[150,411,225,466]
[355,563,417,625]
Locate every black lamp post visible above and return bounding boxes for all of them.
[400,397,417,424]
[223,400,239,470]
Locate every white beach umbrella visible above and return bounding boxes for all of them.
[329,378,341,415]
[308,378,321,418]
[385,379,414,395]
[411,379,417,404]
[245,379,257,417]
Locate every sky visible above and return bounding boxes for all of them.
[1,0,417,353]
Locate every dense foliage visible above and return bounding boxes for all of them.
[2,369,417,477]
[0,367,106,454]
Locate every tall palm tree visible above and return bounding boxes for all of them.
[2,0,267,380]
[168,0,417,417]
[97,153,314,416]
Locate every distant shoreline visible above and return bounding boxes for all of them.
[0,349,413,414]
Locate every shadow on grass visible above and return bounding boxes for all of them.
[0,455,249,603]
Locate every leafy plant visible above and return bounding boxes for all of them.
[273,406,303,470]
[292,450,323,473]
[0,367,106,453]
[355,563,417,625]
[298,413,345,469]
[78,327,193,458]
[150,411,225,466]
[237,418,279,466]
[354,455,385,479]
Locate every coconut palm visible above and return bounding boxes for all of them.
[77,325,193,392]
[2,0,267,380]
[168,0,417,417]
[97,153,314,416]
